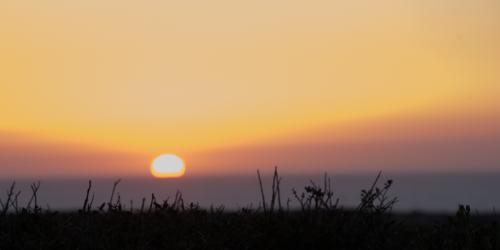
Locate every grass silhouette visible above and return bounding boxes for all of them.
[0,169,499,249]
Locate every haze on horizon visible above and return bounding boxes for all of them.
[1,0,499,178]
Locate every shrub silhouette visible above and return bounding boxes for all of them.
[0,169,498,250]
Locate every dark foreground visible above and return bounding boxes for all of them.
[1,171,500,250]
[3,208,500,250]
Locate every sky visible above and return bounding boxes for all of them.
[0,0,499,177]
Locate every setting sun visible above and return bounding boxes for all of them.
[150,154,186,178]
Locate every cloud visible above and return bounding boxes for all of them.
[189,112,500,174]
[0,132,149,178]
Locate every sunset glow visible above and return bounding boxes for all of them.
[0,1,499,177]
[2,2,500,248]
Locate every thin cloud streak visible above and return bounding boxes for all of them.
[0,133,150,178]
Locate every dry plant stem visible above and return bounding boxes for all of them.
[88,193,95,212]
[257,169,267,213]
[140,198,146,213]
[277,176,282,211]
[270,168,277,213]
[358,171,382,211]
[109,179,121,204]
[11,191,21,214]
[149,193,156,213]
[0,182,16,216]
[82,180,92,213]
[27,182,41,213]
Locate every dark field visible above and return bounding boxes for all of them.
[1,171,500,250]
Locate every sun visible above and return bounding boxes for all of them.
[150,154,186,178]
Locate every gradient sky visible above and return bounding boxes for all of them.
[1,0,499,177]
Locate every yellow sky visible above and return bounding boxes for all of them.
[0,1,499,176]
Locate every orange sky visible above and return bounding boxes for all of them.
[0,1,499,177]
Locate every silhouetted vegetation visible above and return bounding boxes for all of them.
[1,169,499,249]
